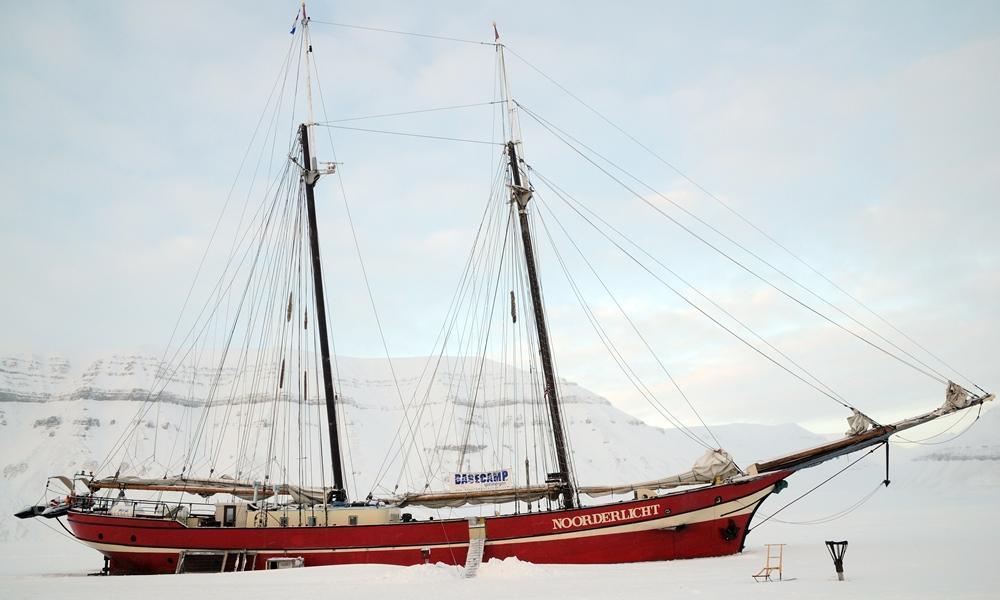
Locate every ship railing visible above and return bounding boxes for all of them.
[77,496,217,521]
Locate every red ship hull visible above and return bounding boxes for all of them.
[66,471,788,575]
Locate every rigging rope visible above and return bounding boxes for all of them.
[894,403,982,445]
[537,171,853,409]
[526,165,862,415]
[311,50,434,493]
[503,44,980,393]
[748,443,885,532]
[534,193,724,448]
[771,481,884,525]
[366,165,505,493]
[315,123,504,146]
[309,19,493,46]
[456,205,515,470]
[523,205,578,485]
[532,197,718,451]
[518,102,947,396]
[98,33,303,476]
[317,100,504,124]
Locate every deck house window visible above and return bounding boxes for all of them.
[223,505,236,527]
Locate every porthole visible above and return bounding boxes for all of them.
[714,496,722,505]
[130,534,137,543]
[97,533,104,540]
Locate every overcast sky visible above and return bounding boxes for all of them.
[2,1,998,433]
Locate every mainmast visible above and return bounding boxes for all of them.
[298,5,347,503]
[497,34,576,508]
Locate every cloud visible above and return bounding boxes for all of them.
[1,1,997,432]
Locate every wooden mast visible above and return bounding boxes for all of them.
[498,34,575,508]
[299,124,346,502]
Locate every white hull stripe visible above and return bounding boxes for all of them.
[79,485,774,556]
[488,485,773,546]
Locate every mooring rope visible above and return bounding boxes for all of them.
[748,443,885,532]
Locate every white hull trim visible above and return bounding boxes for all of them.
[488,485,773,547]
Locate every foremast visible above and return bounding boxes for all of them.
[497,34,576,508]
[298,5,347,503]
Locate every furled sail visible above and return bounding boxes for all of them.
[388,450,740,507]
[386,484,560,508]
[580,449,739,498]
[85,476,333,503]
[846,409,874,436]
[945,380,972,410]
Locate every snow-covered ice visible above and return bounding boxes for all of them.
[2,489,997,600]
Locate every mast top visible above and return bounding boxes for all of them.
[301,2,317,138]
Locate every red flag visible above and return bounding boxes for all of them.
[492,22,500,42]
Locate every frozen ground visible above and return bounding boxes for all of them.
[2,478,996,600]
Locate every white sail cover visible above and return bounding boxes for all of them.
[388,484,558,508]
[693,449,739,480]
[846,409,873,436]
[86,476,333,504]
[945,380,972,410]
[580,449,739,498]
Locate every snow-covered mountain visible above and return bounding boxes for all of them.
[1,350,996,544]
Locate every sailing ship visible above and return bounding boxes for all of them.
[16,5,993,575]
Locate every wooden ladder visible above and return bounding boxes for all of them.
[753,543,785,582]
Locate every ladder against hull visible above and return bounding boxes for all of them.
[175,550,257,574]
[463,517,487,578]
